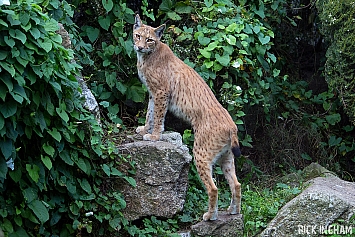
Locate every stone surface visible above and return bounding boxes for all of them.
[191,212,244,237]
[260,166,355,237]
[119,133,192,220]
[277,162,336,188]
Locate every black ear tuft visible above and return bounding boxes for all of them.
[154,24,166,39]
[134,14,142,30]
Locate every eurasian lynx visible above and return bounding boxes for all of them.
[133,15,241,221]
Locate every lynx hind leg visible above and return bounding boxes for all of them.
[220,151,241,215]
[194,152,219,221]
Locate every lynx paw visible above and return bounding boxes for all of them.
[136,126,147,135]
[227,205,239,215]
[143,134,160,141]
[227,203,240,215]
[203,210,218,221]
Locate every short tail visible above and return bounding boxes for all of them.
[230,129,241,157]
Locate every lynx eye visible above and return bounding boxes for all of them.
[146,38,154,43]
[135,34,141,40]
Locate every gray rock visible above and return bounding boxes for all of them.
[191,212,244,237]
[76,74,101,123]
[277,162,336,188]
[260,174,355,237]
[119,136,192,220]
[302,162,336,180]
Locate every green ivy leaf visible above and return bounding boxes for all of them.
[102,0,113,12]
[23,187,38,203]
[109,217,121,229]
[56,107,69,123]
[0,19,8,27]
[204,0,213,8]
[206,41,219,51]
[0,139,13,159]
[215,53,230,66]
[86,26,100,43]
[198,36,210,46]
[0,61,15,77]
[167,11,181,21]
[41,155,52,170]
[102,164,111,177]
[175,4,193,14]
[0,158,8,179]
[116,81,127,95]
[204,60,214,68]
[2,219,13,234]
[38,38,53,53]
[26,164,40,183]
[258,34,270,45]
[30,27,41,39]
[47,127,62,142]
[76,158,87,173]
[19,11,30,26]
[326,113,341,125]
[4,36,15,47]
[43,143,55,157]
[0,50,7,60]
[28,200,49,223]
[9,29,27,44]
[124,177,136,187]
[0,114,4,131]
[226,22,237,33]
[253,25,261,34]
[159,0,173,11]
[78,178,92,194]
[44,18,59,32]
[98,16,111,31]
[59,150,74,165]
[253,3,265,18]
[199,48,211,59]
[9,167,21,182]
[226,35,236,45]
[126,84,146,103]
[0,100,17,118]
[108,104,119,115]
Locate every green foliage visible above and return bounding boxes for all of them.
[1,0,354,235]
[242,183,301,236]
[0,1,134,236]
[77,0,147,126]
[162,0,283,148]
[317,0,355,126]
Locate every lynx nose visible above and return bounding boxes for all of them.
[138,46,144,51]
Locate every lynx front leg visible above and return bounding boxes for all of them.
[136,95,154,135]
[220,151,241,215]
[194,152,219,221]
[142,90,168,141]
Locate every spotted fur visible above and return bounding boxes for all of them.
[133,15,241,221]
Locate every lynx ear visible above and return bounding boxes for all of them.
[134,14,142,30]
[154,24,166,39]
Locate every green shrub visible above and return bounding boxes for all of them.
[0,1,132,236]
[317,0,355,126]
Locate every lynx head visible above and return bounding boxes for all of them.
[133,14,166,55]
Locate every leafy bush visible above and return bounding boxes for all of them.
[159,0,284,147]
[1,0,354,235]
[242,183,301,236]
[0,1,132,236]
[316,0,355,126]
